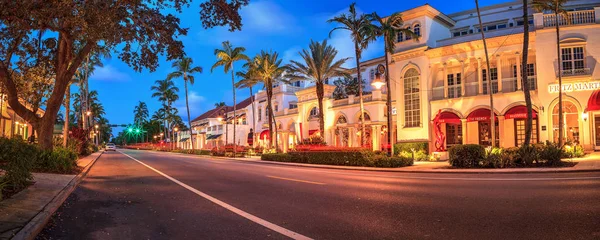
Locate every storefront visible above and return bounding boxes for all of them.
[467,108,499,147]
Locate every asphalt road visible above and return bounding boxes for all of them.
[37,149,600,240]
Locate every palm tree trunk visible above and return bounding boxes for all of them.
[522,0,533,146]
[476,0,495,148]
[383,41,394,156]
[63,85,71,147]
[272,104,278,151]
[250,86,256,147]
[231,68,237,157]
[354,42,366,147]
[556,10,564,147]
[266,88,274,148]
[184,79,195,150]
[316,82,326,139]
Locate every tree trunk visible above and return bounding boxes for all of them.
[63,85,71,147]
[231,67,236,157]
[522,0,533,146]
[556,10,564,147]
[250,86,256,147]
[316,82,326,140]
[354,43,366,148]
[272,104,278,151]
[476,0,495,148]
[184,78,195,150]
[383,40,394,156]
[266,85,274,149]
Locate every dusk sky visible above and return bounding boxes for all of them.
[88,0,507,133]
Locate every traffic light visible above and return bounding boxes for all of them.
[127,127,133,133]
[135,129,141,133]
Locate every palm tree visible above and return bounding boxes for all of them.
[328,2,376,147]
[474,0,496,148]
[287,40,350,140]
[370,12,418,155]
[134,101,149,126]
[151,79,180,142]
[214,102,226,107]
[63,71,82,146]
[246,51,288,149]
[522,0,533,145]
[167,57,203,150]
[533,0,567,146]
[212,41,249,154]
[235,69,259,147]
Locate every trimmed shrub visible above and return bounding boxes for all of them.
[262,150,413,168]
[211,147,226,156]
[539,141,562,166]
[0,137,39,200]
[482,147,504,168]
[394,142,429,154]
[261,153,293,162]
[518,144,539,166]
[448,144,485,168]
[563,144,585,158]
[35,147,79,174]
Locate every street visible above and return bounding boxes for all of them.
[37,150,600,240]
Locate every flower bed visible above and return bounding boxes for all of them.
[262,150,413,168]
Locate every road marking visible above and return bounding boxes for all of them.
[266,175,326,185]
[118,151,312,240]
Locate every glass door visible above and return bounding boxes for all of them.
[595,116,600,148]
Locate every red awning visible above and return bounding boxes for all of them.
[467,109,497,122]
[437,111,461,124]
[505,106,538,119]
[260,130,270,140]
[587,90,600,111]
[308,129,320,136]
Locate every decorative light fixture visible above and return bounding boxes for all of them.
[371,64,386,90]
[582,112,589,121]
[174,127,179,132]
[86,111,92,116]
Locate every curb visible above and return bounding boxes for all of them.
[12,151,105,240]
[127,149,600,174]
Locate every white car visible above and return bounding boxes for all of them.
[105,143,117,151]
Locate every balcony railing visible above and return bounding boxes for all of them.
[502,78,518,93]
[289,108,298,114]
[432,86,445,100]
[465,82,479,97]
[447,85,462,99]
[543,10,596,27]
[561,68,591,77]
[333,98,349,107]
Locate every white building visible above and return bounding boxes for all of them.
[183,0,600,156]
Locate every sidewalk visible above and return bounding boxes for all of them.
[210,152,600,174]
[0,151,103,240]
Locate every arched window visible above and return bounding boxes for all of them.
[337,115,347,124]
[397,31,404,42]
[403,68,420,127]
[405,27,412,40]
[358,112,371,122]
[413,24,421,37]
[308,107,319,120]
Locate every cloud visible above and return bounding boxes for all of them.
[90,65,131,82]
[282,46,302,63]
[174,91,207,119]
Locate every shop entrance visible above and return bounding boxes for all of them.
[595,116,600,149]
[552,101,580,144]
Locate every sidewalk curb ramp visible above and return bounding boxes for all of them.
[12,151,104,240]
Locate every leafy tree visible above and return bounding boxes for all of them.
[369,12,418,155]
[151,79,179,139]
[214,102,226,107]
[287,40,350,140]
[328,2,376,146]
[235,69,259,146]
[212,41,249,152]
[332,77,367,100]
[533,0,568,146]
[521,0,533,145]
[167,57,202,150]
[134,101,150,126]
[245,51,288,148]
[0,0,248,150]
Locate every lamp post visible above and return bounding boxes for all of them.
[371,67,393,156]
[173,127,179,150]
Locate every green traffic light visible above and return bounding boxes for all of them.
[128,128,133,133]
[135,129,140,133]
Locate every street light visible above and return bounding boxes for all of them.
[86,111,92,116]
[94,124,99,129]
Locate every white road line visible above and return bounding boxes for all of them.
[119,149,600,182]
[118,151,312,240]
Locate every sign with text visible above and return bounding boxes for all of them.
[548,81,600,93]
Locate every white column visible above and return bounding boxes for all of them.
[460,60,466,96]
[496,56,503,93]
[443,63,448,98]
[477,58,483,94]
[461,119,468,144]
[498,116,506,148]
[516,53,522,90]
[371,125,382,151]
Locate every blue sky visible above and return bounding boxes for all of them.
[88,0,507,133]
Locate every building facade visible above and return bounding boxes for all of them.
[183,0,600,156]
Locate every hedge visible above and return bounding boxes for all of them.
[261,150,413,168]
[449,141,571,168]
[448,144,486,168]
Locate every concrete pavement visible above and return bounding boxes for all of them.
[37,149,600,239]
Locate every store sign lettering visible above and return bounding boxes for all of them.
[548,81,600,93]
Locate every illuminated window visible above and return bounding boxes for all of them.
[404,68,420,127]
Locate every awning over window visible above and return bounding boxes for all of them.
[436,111,461,124]
[587,90,600,111]
[260,130,270,140]
[505,106,538,119]
[467,109,497,122]
[308,129,320,136]
[206,134,222,140]
[179,137,189,142]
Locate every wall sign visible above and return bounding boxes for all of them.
[548,81,600,93]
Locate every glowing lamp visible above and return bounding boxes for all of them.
[174,127,179,132]
[582,112,588,121]
[371,78,385,90]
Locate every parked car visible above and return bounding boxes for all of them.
[105,143,117,151]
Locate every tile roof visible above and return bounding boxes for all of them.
[190,96,254,123]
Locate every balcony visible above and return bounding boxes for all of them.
[273,84,302,94]
[502,78,518,93]
[464,82,479,97]
[543,10,596,28]
[560,68,591,77]
[330,93,387,108]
